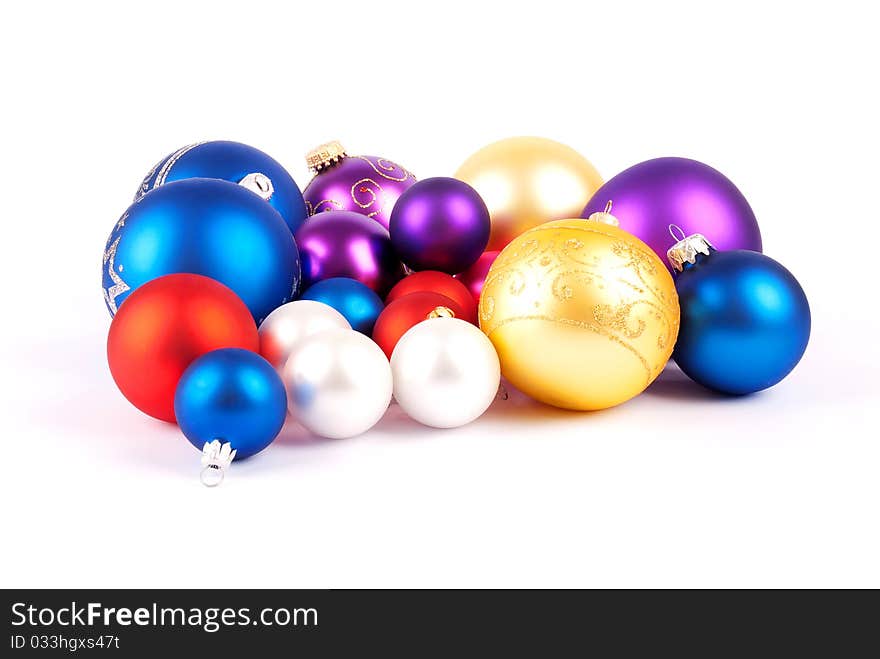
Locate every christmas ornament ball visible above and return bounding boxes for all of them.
[670,238,810,394]
[258,300,351,369]
[283,328,392,439]
[391,317,500,428]
[107,274,259,423]
[295,210,405,296]
[479,219,680,411]
[389,177,490,274]
[300,278,384,335]
[136,140,308,235]
[303,141,416,230]
[581,157,762,270]
[455,137,603,251]
[455,250,500,305]
[102,178,300,324]
[385,271,477,324]
[372,291,467,359]
[174,348,288,460]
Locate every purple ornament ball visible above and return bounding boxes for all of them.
[389,177,490,274]
[303,154,416,230]
[295,211,405,296]
[581,158,762,270]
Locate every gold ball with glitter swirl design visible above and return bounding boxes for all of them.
[479,219,680,411]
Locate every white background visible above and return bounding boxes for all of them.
[1,0,877,588]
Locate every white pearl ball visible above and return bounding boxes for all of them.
[391,318,500,428]
[259,300,350,369]
[283,328,392,439]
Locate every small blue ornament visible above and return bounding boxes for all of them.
[136,140,308,235]
[668,231,810,395]
[300,277,385,334]
[102,178,300,324]
[174,348,288,460]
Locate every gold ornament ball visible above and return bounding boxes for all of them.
[479,219,680,411]
[455,136,604,252]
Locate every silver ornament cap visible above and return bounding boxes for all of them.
[667,225,714,272]
[585,200,620,227]
[238,172,275,201]
[200,440,236,487]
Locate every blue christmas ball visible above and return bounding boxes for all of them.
[300,277,385,334]
[673,247,810,395]
[136,140,308,235]
[102,178,300,324]
[174,348,288,460]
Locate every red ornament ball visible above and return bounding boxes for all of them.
[107,274,259,423]
[372,291,466,358]
[455,250,500,306]
[385,270,477,324]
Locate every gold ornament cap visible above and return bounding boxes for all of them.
[666,225,714,272]
[306,141,347,172]
[427,306,455,319]
[585,200,620,227]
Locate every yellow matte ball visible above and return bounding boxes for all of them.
[455,136,604,252]
[479,219,680,411]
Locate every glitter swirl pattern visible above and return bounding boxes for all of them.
[478,219,680,410]
[303,154,416,230]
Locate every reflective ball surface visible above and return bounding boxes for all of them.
[674,249,810,394]
[389,177,490,274]
[300,277,384,335]
[456,137,603,251]
[480,219,679,410]
[283,329,392,439]
[107,274,259,423]
[174,348,288,460]
[582,157,762,271]
[295,210,405,296]
[303,154,416,230]
[136,140,308,235]
[391,318,500,428]
[103,178,300,324]
[259,300,351,369]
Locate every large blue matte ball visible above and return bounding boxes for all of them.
[673,249,810,395]
[174,348,288,460]
[102,178,300,324]
[300,277,385,334]
[136,140,308,235]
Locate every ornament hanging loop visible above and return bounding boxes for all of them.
[200,440,236,488]
[239,172,274,201]
[586,200,619,227]
[200,464,225,487]
[668,224,687,243]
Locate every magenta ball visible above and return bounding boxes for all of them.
[303,155,416,230]
[581,158,762,269]
[389,177,490,274]
[295,211,405,296]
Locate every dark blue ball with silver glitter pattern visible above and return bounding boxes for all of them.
[136,140,308,236]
